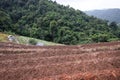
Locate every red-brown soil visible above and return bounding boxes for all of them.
[0,42,120,80]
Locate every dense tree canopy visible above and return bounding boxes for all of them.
[0,0,120,45]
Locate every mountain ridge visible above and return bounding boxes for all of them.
[85,8,120,24]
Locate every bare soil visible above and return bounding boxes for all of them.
[0,42,120,80]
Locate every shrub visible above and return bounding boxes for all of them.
[91,33,109,42]
[29,39,37,45]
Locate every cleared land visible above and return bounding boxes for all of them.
[0,42,120,80]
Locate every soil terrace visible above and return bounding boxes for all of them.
[0,42,120,80]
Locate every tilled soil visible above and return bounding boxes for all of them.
[0,42,120,80]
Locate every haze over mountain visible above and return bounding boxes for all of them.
[85,8,120,24]
[0,0,120,45]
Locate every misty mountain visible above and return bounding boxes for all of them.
[85,8,120,24]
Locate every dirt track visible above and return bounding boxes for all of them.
[0,42,120,80]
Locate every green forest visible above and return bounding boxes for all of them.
[0,0,120,45]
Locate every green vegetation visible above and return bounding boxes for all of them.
[0,32,9,42]
[16,35,61,45]
[0,0,120,45]
[28,39,37,45]
[0,32,61,45]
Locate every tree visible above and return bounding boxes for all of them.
[0,10,12,31]
[28,24,38,37]
[109,22,118,31]
[49,20,58,41]
[91,33,110,42]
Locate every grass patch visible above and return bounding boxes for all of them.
[0,32,9,42]
[16,35,61,45]
[0,32,61,46]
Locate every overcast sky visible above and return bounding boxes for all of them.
[52,0,120,11]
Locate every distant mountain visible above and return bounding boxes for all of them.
[85,9,120,24]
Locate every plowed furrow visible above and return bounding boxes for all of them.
[0,42,120,80]
[0,57,119,79]
[0,50,120,69]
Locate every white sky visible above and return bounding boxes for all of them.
[52,0,120,11]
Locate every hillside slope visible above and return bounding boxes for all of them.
[0,0,120,44]
[0,41,120,80]
[85,8,120,24]
[0,32,60,45]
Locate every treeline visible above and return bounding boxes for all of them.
[0,0,120,45]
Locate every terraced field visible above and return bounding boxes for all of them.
[0,42,120,80]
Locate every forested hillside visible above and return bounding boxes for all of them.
[0,0,120,45]
[85,9,120,24]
